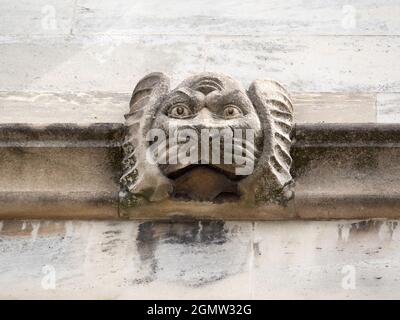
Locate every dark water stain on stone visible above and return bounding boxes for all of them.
[338,219,398,241]
[351,220,383,234]
[103,229,122,237]
[137,219,227,246]
[135,219,228,284]
[136,221,159,275]
[253,241,261,256]
[101,228,123,255]
[164,220,227,245]
[351,220,397,235]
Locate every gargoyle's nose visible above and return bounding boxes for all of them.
[196,107,213,120]
[191,108,220,129]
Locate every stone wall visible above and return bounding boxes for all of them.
[1,219,399,299]
[1,1,400,123]
[1,0,400,299]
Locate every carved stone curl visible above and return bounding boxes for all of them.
[120,72,294,208]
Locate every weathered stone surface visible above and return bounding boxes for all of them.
[0,123,399,219]
[252,219,400,299]
[3,1,400,37]
[294,124,400,219]
[0,91,376,124]
[0,219,399,299]
[293,93,376,123]
[205,36,400,92]
[0,124,123,218]
[1,35,399,93]
[74,0,400,36]
[0,35,206,92]
[0,2,398,219]
[0,91,130,123]
[0,123,123,146]
[0,219,253,298]
[377,93,400,123]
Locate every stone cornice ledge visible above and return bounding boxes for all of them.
[0,123,399,220]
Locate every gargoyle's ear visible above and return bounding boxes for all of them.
[246,79,294,202]
[126,72,170,118]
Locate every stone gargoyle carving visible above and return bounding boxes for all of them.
[120,72,294,208]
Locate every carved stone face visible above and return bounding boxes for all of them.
[122,72,294,205]
[149,75,263,201]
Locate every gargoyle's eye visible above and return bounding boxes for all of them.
[167,104,192,118]
[223,105,243,119]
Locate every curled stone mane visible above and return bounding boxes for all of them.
[120,72,171,206]
[244,79,294,203]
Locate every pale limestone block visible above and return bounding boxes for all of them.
[0,220,253,299]
[204,36,400,92]
[377,93,400,123]
[293,93,376,123]
[252,220,400,299]
[0,35,206,92]
[0,91,129,123]
[1,219,400,299]
[0,91,376,124]
[74,0,400,36]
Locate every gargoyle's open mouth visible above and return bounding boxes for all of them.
[162,163,244,181]
[160,163,245,202]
